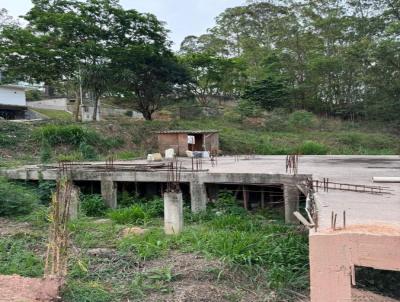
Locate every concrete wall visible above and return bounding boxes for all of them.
[28,98,68,111]
[310,227,400,302]
[0,87,26,107]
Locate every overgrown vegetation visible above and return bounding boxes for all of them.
[0,178,38,217]
[0,185,310,301]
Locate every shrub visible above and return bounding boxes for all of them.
[107,205,147,224]
[288,110,316,129]
[78,142,98,160]
[37,180,56,205]
[35,124,90,146]
[297,140,328,155]
[81,195,108,217]
[215,191,247,216]
[115,150,140,160]
[141,197,164,218]
[236,99,263,119]
[264,111,290,131]
[40,140,52,163]
[0,178,38,217]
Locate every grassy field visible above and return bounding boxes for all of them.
[0,179,309,302]
[31,109,73,120]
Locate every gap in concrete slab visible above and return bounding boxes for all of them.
[353,266,400,301]
[74,180,101,194]
[208,184,285,212]
[116,182,191,205]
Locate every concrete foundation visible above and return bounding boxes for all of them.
[101,176,117,209]
[283,184,300,224]
[190,181,207,212]
[164,192,183,235]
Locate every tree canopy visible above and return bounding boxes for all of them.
[180,0,400,124]
[0,0,189,120]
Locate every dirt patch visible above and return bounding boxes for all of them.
[353,289,400,302]
[0,218,32,236]
[141,251,261,302]
[0,275,61,302]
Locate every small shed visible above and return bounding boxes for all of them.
[157,130,219,156]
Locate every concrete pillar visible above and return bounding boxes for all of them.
[310,234,352,302]
[190,181,207,212]
[164,192,183,235]
[284,184,299,224]
[58,182,80,220]
[101,176,117,209]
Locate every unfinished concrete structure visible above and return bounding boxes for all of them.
[2,155,400,300]
[157,130,219,156]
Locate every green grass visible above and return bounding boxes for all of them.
[32,108,73,120]
[0,234,45,277]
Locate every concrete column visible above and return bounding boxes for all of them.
[310,234,352,302]
[101,176,117,209]
[190,181,207,212]
[164,192,183,235]
[284,184,299,224]
[58,182,80,220]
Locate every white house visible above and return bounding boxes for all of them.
[0,85,27,119]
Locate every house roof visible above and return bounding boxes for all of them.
[156,130,219,134]
[0,104,27,110]
[0,84,28,91]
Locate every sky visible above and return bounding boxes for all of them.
[0,0,245,50]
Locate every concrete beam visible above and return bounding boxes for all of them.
[164,192,183,235]
[190,181,207,213]
[284,184,300,224]
[310,230,400,302]
[101,176,117,209]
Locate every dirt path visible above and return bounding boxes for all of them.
[0,275,61,302]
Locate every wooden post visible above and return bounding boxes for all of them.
[243,185,249,210]
[261,190,265,209]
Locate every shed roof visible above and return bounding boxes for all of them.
[156,130,219,134]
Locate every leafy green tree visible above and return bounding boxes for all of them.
[181,53,245,106]
[242,75,290,111]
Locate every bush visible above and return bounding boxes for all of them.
[107,205,147,224]
[298,140,328,155]
[215,191,247,216]
[35,124,92,146]
[37,180,56,205]
[236,100,263,120]
[264,111,290,131]
[288,110,316,129]
[81,195,107,217]
[40,140,52,163]
[0,178,38,217]
[78,142,98,160]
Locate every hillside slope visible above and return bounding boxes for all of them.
[0,109,399,167]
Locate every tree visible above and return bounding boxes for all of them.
[181,53,245,106]
[114,45,190,120]
[242,75,290,111]
[0,0,181,121]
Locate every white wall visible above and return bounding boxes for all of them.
[27,98,68,111]
[0,87,26,106]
